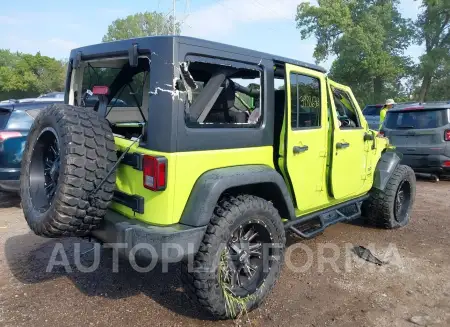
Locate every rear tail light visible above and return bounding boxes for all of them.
[143,155,167,191]
[443,161,450,167]
[445,130,450,141]
[0,131,22,141]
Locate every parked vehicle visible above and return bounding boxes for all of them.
[0,99,18,104]
[0,101,58,192]
[381,102,450,178]
[362,104,384,129]
[36,92,65,102]
[363,102,419,130]
[20,36,416,319]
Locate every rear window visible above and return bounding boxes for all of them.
[363,105,382,116]
[0,109,11,129]
[80,58,149,124]
[6,110,34,130]
[384,109,449,129]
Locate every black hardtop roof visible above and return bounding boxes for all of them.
[70,35,327,73]
[390,102,450,112]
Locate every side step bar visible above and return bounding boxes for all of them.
[284,195,369,239]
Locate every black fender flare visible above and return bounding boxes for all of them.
[373,150,402,191]
[179,165,296,227]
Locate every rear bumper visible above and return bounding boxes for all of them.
[91,210,207,262]
[401,154,450,175]
[0,168,20,191]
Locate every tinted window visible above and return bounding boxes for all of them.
[290,73,321,128]
[384,109,449,129]
[6,110,34,130]
[0,110,11,129]
[363,105,382,116]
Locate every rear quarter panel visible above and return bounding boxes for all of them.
[112,137,274,225]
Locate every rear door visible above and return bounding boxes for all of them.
[328,80,368,200]
[282,64,329,212]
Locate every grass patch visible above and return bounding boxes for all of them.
[218,250,257,319]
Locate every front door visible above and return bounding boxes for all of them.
[283,64,329,212]
[328,79,368,199]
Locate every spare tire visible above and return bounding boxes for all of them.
[20,103,117,237]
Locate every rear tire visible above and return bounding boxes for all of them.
[20,104,117,237]
[362,165,416,229]
[181,195,285,319]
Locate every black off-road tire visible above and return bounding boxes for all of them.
[20,103,117,237]
[181,195,286,319]
[362,165,416,229]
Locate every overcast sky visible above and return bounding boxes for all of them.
[0,0,423,70]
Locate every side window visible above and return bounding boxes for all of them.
[289,73,321,129]
[331,87,361,128]
[182,61,262,128]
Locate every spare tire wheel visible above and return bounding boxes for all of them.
[20,103,117,237]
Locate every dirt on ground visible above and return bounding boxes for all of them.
[0,180,449,327]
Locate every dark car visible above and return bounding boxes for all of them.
[362,104,384,130]
[381,103,450,177]
[0,101,58,192]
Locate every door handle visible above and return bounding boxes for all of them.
[336,142,350,149]
[293,145,309,154]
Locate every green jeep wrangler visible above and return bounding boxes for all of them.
[20,36,416,319]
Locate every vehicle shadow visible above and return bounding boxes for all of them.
[0,192,21,208]
[4,233,214,321]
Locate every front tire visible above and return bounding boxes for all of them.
[362,164,416,229]
[181,195,285,319]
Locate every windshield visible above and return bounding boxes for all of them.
[384,109,449,129]
[363,105,382,116]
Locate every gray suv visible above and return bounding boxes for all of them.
[381,103,450,177]
[363,102,420,130]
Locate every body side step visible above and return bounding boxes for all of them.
[284,195,369,239]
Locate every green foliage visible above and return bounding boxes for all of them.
[0,50,66,101]
[296,0,416,105]
[102,11,181,42]
[218,250,256,319]
[415,0,450,101]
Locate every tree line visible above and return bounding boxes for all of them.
[297,0,449,104]
[0,2,448,106]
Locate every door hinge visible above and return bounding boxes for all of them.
[319,150,327,158]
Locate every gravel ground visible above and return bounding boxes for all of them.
[0,180,449,327]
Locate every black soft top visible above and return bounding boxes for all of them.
[70,35,326,73]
